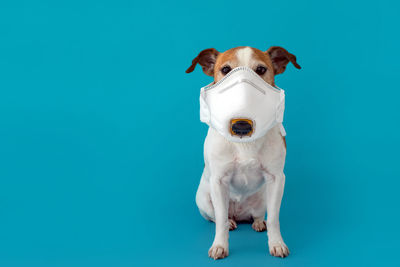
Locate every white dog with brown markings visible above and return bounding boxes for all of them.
[186,46,301,260]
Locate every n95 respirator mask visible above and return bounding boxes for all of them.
[199,66,285,143]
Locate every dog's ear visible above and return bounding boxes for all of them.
[185,48,219,76]
[266,46,301,75]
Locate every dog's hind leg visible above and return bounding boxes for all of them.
[196,176,215,221]
[241,187,267,232]
[251,200,266,232]
[228,218,237,231]
[196,175,237,230]
[252,216,267,232]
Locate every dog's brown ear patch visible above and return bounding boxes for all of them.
[186,48,219,76]
[266,46,301,75]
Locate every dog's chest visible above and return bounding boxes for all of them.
[229,145,265,199]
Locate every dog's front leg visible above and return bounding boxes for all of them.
[208,175,230,260]
[266,172,289,258]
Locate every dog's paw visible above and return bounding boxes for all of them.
[208,244,229,260]
[229,219,237,231]
[252,220,266,232]
[269,241,289,258]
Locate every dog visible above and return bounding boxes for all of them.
[186,46,301,259]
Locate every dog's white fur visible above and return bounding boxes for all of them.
[195,47,289,259]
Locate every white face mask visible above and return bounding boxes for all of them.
[200,66,285,143]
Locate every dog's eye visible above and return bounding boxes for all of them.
[255,66,267,75]
[221,66,232,75]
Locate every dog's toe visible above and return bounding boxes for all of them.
[252,220,266,232]
[269,241,289,258]
[208,245,229,260]
[229,219,237,231]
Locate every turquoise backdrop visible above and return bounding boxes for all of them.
[0,0,399,266]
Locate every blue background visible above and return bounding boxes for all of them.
[0,0,399,266]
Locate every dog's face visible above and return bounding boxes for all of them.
[186,46,301,86]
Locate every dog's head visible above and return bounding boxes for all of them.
[186,46,301,86]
